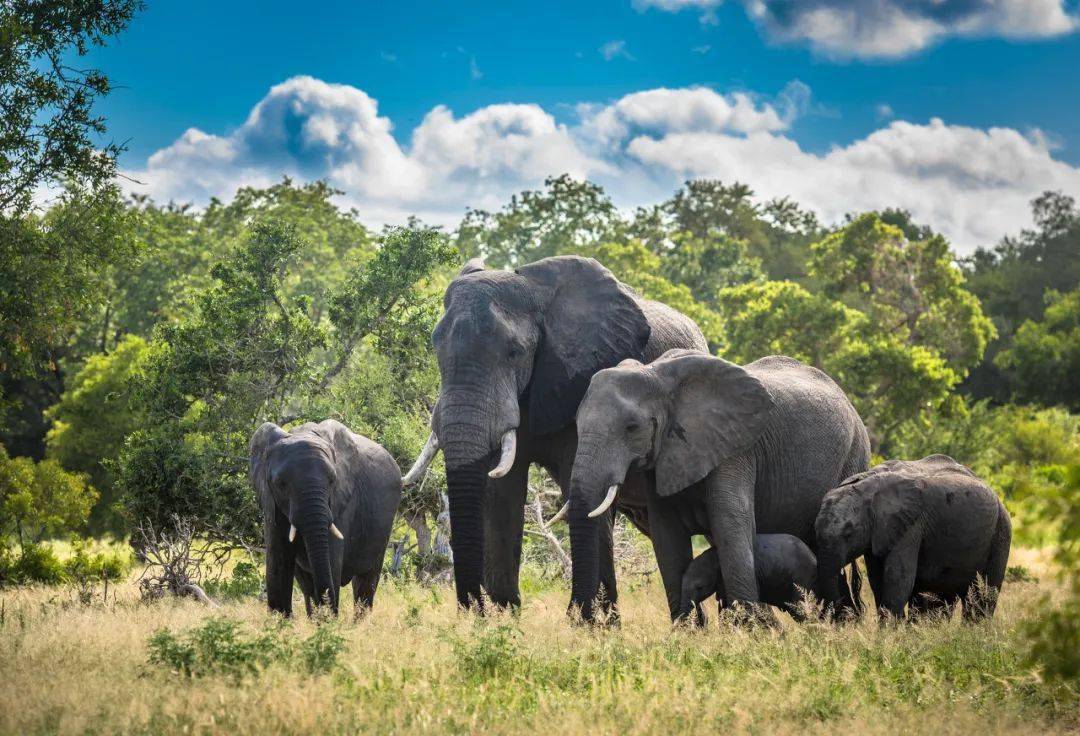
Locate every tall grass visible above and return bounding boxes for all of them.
[0,548,1075,735]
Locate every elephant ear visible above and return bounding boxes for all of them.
[517,256,650,436]
[651,351,774,497]
[249,422,288,511]
[869,474,924,556]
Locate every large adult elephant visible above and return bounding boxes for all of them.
[566,351,870,622]
[404,256,706,611]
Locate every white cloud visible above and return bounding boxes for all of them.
[123,76,1080,253]
[875,103,895,120]
[599,40,635,61]
[636,0,1078,58]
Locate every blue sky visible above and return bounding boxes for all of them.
[83,0,1080,252]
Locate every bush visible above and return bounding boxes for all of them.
[203,560,263,599]
[147,616,347,679]
[0,543,66,585]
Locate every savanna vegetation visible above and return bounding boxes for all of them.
[0,2,1077,733]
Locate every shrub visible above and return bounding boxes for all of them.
[147,616,346,679]
[203,560,263,600]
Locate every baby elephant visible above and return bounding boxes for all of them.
[816,454,1011,621]
[250,420,402,617]
[681,534,818,623]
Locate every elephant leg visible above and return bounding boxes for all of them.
[865,555,885,607]
[703,461,772,624]
[265,511,296,616]
[482,456,529,609]
[965,511,1012,621]
[295,567,316,618]
[645,492,693,623]
[877,542,919,622]
[352,569,381,618]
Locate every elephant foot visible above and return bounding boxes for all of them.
[720,601,779,629]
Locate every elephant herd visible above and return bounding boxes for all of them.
[248,255,1012,625]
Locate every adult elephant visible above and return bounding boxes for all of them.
[566,350,870,622]
[404,256,706,612]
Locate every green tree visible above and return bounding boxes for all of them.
[964,191,1080,401]
[0,184,138,458]
[0,445,97,549]
[117,221,454,538]
[44,335,148,532]
[0,0,142,214]
[717,280,862,369]
[996,288,1080,410]
[456,175,622,267]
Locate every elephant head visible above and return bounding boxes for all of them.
[814,461,921,619]
[404,256,651,608]
[566,349,774,619]
[250,422,345,613]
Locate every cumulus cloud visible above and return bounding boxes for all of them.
[123,76,1080,253]
[635,0,1078,58]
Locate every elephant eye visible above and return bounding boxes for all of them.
[507,344,523,360]
[625,422,640,433]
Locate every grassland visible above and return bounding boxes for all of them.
[0,547,1076,736]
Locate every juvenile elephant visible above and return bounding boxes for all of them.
[815,454,1012,621]
[681,534,818,623]
[250,420,401,617]
[567,350,870,622]
[402,256,706,613]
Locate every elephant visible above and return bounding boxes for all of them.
[815,454,1012,621]
[402,255,706,613]
[249,420,402,617]
[567,349,870,622]
[680,535,818,623]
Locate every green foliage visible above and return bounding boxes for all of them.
[63,538,133,583]
[147,617,346,679]
[203,560,263,600]
[0,543,65,585]
[45,335,148,532]
[0,184,139,381]
[0,444,97,547]
[457,175,621,267]
[964,191,1080,402]
[1024,465,1080,681]
[997,288,1080,410]
[0,0,141,214]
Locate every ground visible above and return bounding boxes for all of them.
[0,547,1076,736]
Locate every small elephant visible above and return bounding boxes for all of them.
[681,534,818,623]
[815,454,1012,621]
[250,420,402,617]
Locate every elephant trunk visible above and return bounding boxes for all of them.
[816,550,850,621]
[436,404,494,610]
[568,499,600,621]
[297,491,337,613]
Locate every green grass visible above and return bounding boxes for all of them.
[0,548,1075,735]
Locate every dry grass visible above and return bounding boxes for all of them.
[0,550,1076,736]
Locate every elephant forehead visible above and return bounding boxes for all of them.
[584,368,659,407]
[445,270,536,314]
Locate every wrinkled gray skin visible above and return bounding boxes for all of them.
[681,535,818,623]
[250,420,402,616]
[569,350,870,622]
[427,256,705,613]
[816,454,1012,621]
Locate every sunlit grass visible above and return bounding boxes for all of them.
[0,549,1075,735]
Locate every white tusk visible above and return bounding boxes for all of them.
[330,523,344,540]
[488,430,517,479]
[588,485,619,519]
[545,502,569,527]
[289,524,297,542]
[402,432,439,486]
